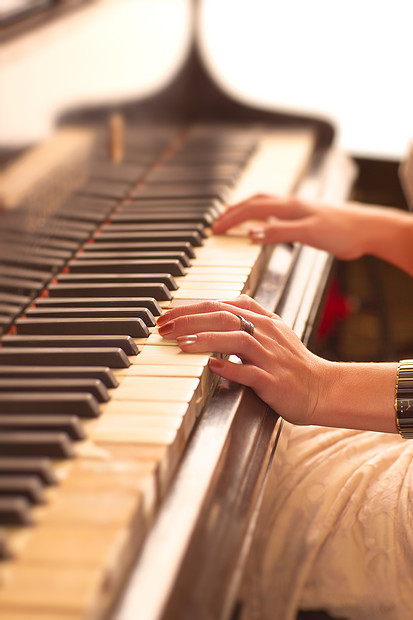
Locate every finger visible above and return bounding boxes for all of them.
[212,195,280,234]
[208,356,269,393]
[158,310,242,339]
[176,330,266,368]
[157,298,279,341]
[157,296,270,327]
[221,294,275,318]
[213,195,313,235]
[156,300,237,327]
[249,218,315,246]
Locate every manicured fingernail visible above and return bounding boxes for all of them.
[156,312,171,326]
[158,321,174,336]
[209,357,225,371]
[177,335,197,346]
[250,228,266,242]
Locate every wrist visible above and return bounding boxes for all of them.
[362,206,413,275]
[312,360,398,433]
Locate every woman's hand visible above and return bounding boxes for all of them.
[157,295,398,433]
[212,194,402,262]
[157,295,330,426]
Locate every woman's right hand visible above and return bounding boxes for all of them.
[157,295,398,434]
[157,295,329,427]
[212,194,391,261]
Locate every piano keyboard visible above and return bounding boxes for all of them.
[0,122,315,618]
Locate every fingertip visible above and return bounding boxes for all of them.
[212,223,227,235]
[158,320,174,337]
[176,334,198,347]
[156,310,172,326]
[209,356,225,371]
[249,227,266,243]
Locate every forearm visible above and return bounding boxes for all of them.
[315,361,398,433]
[355,203,413,276]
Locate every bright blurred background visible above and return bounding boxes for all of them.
[199,0,413,160]
[1,0,412,158]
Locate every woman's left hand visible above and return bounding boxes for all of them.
[156,294,329,426]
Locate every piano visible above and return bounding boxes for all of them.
[0,2,356,618]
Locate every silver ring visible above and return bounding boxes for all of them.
[236,314,255,336]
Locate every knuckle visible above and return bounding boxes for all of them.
[175,315,192,333]
[237,294,253,310]
[238,331,252,345]
[252,368,266,390]
[208,301,225,314]
[218,310,234,328]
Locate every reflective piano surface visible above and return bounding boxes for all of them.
[0,2,356,619]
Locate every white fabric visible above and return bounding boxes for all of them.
[247,421,413,620]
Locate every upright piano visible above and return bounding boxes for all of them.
[0,2,355,618]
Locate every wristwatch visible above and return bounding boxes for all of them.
[395,359,413,438]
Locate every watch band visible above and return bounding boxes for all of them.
[395,359,413,438]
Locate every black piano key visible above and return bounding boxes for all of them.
[28,224,91,243]
[93,230,203,247]
[74,250,191,268]
[77,179,132,199]
[0,432,75,459]
[0,366,118,389]
[0,317,12,334]
[57,272,178,292]
[49,217,98,234]
[121,196,223,209]
[0,415,86,441]
[26,307,156,328]
[0,244,72,263]
[15,316,149,338]
[67,258,186,277]
[1,334,139,355]
[0,292,31,306]
[0,231,79,251]
[47,282,172,302]
[120,201,221,218]
[60,195,117,213]
[0,497,33,525]
[88,161,146,182]
[131,181,229,201]
[0,378,109,403]
[0,223,85,245]
[109,211,213,227]
[0,303,23,317]
[25,246,73,261]
[0,392,100,417]
[0,476,45,505]
[0,457,57,485]
[102,222,207,239]
[82,241,196,259]
[0,251,65,273]
[34,296,162,316]
[0,276,45,296]
[0,265,51,282]
[0,347,130,368]
[146,164,239,183]
[54,208,109,224]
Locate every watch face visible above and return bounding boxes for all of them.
[399,399,413,415]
